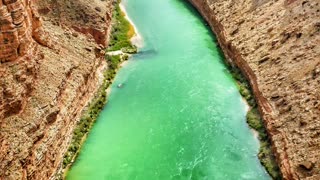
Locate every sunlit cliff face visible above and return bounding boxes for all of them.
[0,0,35,63]
[188,0,320,179]
[0,0,113,179]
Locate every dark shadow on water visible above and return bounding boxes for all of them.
[133,49,158,59]
[172,0,229,67]
[172,0,254,85]
[172,0,237,83]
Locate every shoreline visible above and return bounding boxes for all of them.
[105,2,142,96]
[185,0,281,178]
[119,2,143,48]
[228,47,280,179]
[241,97,260,140]
[61,1,139,178]
[106,3,141,96]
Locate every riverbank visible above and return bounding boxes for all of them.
[107,1,137,53]
[61,1,137,178]
[186,0,281,179]
[119,2,144,48]
[227,64,280,179]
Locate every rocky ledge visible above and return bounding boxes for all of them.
[188,0,320,179]
[0,0,113,179]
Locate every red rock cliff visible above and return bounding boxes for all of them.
[0,0,113,179]
[0,0,33,63]
[188,0,320,179]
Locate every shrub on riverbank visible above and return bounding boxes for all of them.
[62,1,136,176]
[63,78,107,169]
[108,1,137,53]
[227,64,281,179]
[62,53,128,172]
[246,107,280,178]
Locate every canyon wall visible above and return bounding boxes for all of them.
[188,0,320,179]
[0,0,113,179]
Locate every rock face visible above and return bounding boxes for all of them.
[0,0,113,179]
[188,0,320,179]
[0,0,33,63]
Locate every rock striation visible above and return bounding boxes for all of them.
[188,0,320,179]
[0,0,113,179]
[0,0,33,63]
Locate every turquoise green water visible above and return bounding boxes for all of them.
[67,0,270,179]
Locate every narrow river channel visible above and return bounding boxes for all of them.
[67,0,270,179]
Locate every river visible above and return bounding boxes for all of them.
[67,0,270,179]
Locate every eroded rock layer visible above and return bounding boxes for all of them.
[0,0,113,179]
[0,0,33,63]
[188,0,320,179]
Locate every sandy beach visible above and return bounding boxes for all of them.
[119,2,144,48]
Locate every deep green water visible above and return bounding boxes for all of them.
[67,0,270,179]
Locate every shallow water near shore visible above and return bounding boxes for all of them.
[67,0,270,179]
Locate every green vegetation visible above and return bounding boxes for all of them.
[62,70,108,169]
[108,1,137,53]
[227,64,281,179]
[213,37,281,178]
[61,1,137,178]
[62,54,127,172]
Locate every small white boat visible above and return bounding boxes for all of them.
[117,83,123,88]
